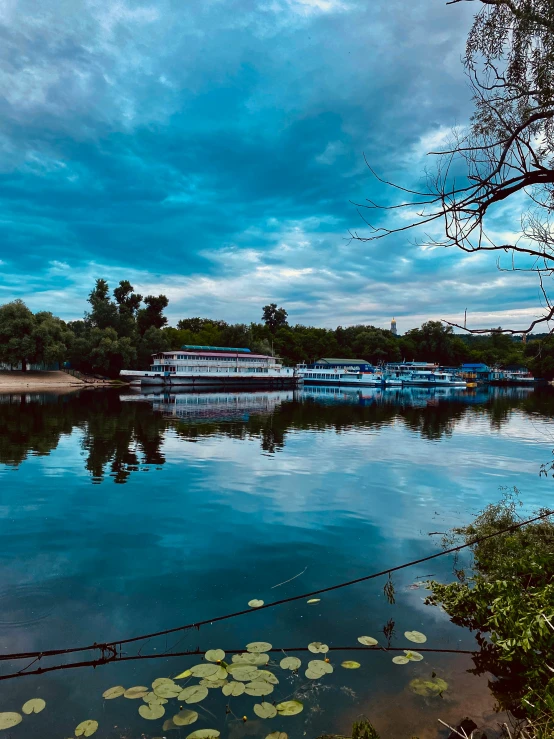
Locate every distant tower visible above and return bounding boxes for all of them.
[391,317,397,336]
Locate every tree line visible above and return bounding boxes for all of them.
[1,281,554,377]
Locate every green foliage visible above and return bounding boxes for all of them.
[425,493,554,727]
[351,720,380,739]
[262,303,288,333]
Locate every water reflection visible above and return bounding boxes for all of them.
[0,385,553,479]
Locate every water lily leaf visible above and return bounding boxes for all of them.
[266,733,288,739]
[248,599,264,608]
[246,641,272,653]
[0,713,22,730]
[154,682,181,698]
[308,660,333,674]
[153,678,175,688]
[341,661,361,669]
[174,669,192,680]
[205,649,225,663]
[189,664,220,678]
[305,668,322,679]
[404,650,424,662]
[143,692,168,705]
[226,665,258,681]
[392,656,409,665]
[75,720,99,737]
[244,680,274,696]
[255,669,279,684]
[186,731,220,739]
[222,681,245,697]
[308,642,329,654]
[173,709,199,726]
[254,702,277,719]
[22,698,46,714]
[276,700,303,716]
[124,686,149,699]
[358,636,378,646]
[139,703,165,720]
[200,678,228,688]
[102,686,125,700]
[178,686,209,704]
[163,718,178,731]
[201,666,227,681]
[409,677,448,697]
[307,599,320,604]
[232,652,269,666]
[280,656,301,671]
[404,630,427,644]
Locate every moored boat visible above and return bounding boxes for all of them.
[120,345,300,388]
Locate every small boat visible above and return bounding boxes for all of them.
[296,365,390,387]
[384,366,467,387]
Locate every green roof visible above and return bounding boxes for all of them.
[317,358,369,365]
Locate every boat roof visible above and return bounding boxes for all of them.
[156,350,271,359]
[182,345,251,353]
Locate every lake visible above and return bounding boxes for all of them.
[0,384,552,739]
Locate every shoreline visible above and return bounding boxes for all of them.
[0,370,127,392]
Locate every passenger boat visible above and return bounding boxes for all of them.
[295,365,400,387]
[384,365,466,387]
[120,346,300,387]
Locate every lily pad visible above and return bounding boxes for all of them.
[266,733,288,739]
[0,713,22,730]
[102,686,125,700]
[392,656,409,665]
[280,656,301,671]
[154,682,181,698]
[163,719,179,731]
[178,685,209,704]
[22,698,46,714]
[308,642,329,653]
[173,709,199,726]
[139,703,165,720]
[254,702,278,719]
[256,670,279,684]
[75,720,99,737]
[153,677,175,688]
[248,599,264,608]
[189,663,220,678]
[174,669,192,680]
[124,686,149,699]
[222,681,245,697]
[186,731,220,739]
[276,700,304,716]
[244,680,274,696]
[305,668,322,679]
[409,677,448,697]
[358,636,378,646]
[143,692,168,705]
[246,641,272,653]
[205,649,225,663]
[307,599,320,604]
[341,660,361,669]
[404,630,427,644]
[226,665,258,681]
[308,660,333,675]
[201,665,227,681]
[404,650,424,662]
[200,678,228,688]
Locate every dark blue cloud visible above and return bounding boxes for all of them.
[0,0,538,330]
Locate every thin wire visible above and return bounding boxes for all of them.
[1,508,551,665]
[1,645,476,682]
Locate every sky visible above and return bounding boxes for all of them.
[0,0,545,333]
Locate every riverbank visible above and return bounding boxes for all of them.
[0,370,123,390]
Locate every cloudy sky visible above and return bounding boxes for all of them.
[0,0,543,332]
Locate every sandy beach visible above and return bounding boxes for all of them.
[0,370,118,390]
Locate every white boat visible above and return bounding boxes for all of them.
[384,367,466,387]
[296,364,397,387]
[120,345,300,388]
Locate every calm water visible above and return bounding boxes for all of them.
[0,384,553,739]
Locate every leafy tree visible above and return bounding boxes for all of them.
[86,328,137,377]
[262,303,288,333]
[86,279,119,331]
[33,312,74,365]
[0,300,37,371]
[138,326,169,369]
[137,295,169,335]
